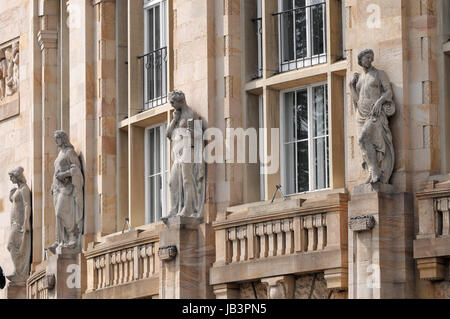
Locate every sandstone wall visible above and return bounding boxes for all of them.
[0,0,34,299]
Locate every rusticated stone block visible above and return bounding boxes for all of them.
[158,245,177,262]
[349,215,376,232]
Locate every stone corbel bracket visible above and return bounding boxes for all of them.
[349,215,376,232]
[42,274,55,290]
[158,245,178,262]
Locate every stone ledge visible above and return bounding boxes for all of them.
[83,276,159,299]
[413,236,450,259]
[210,249,344,285]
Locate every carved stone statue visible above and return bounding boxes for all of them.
[4,42,18,97]
[166,91,205,218]
[349,49,396,185]
[6,167,31,285]
[48,131,84,254]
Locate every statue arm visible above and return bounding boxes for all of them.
[349,74,360,108]
[166,111,181,139]
[372,71,395,117]
[20,187,31,232]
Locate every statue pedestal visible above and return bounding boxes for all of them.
[348,184,415,299]
[159,216,203,299]
[5,282,26,299]
[46,247,81,299]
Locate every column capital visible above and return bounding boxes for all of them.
[37,30,58,51]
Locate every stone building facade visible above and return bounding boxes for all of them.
[0,0,449,299]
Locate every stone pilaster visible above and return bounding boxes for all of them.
[159,217,203,299]
[92,0,117,235]
[37,0,60,253]
[348,186,415,299]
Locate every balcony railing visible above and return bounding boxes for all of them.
[274,1,327,73]
[138,47,168,111]
[210,192,348,290]
[84,225,163,298]
[252,17,263,79]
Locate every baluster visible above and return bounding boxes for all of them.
[438,198,450,236]
[237,226,247,261]
[95,257,101,289]
[266,221,276,257]
[110,253,116,286]
[256,223,267,258]
[314,214,327,250]
[273,220,285,256]
[115,251,121,285]
[147,244,155,276]
[100,256,106,288]
[127,249,134,282]
[121,250,127,283]
[282,219,294,255]
[304,216,317,252]
[140,246,148,278]
[228,228,240,262]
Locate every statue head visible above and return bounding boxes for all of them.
[8,167,26,185]
[169,90,186,110]
[54,130,74,149]
[358,49,374,69]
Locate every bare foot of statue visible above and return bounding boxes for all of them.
[177,208,193,217]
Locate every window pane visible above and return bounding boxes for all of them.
[282,12,295,62]
[155,5,161,49]
[312,85,327,137]
[282,0,293,10]
[313,137,329,190]
[296,89,308,141]
[284,92,296,143]
[149,128,155,175]
[294,1,307,59]
[311,0,325,56]
[149,176,155,222]
[154,127,161,173]
[297,141,309,193]
[284,142,296,195]
[148,8,154,52]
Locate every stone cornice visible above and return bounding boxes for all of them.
[37,30,58,51]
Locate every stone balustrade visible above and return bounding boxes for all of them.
[83,224,164,299]
[210,191,348,295]
[27,262,48,299]
[414,178,450,281]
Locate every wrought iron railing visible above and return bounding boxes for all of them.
[138,47,168,111]
[252,17,263,79]
[273,1,327,73]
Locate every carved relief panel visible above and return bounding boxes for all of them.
[0,38,20,122]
